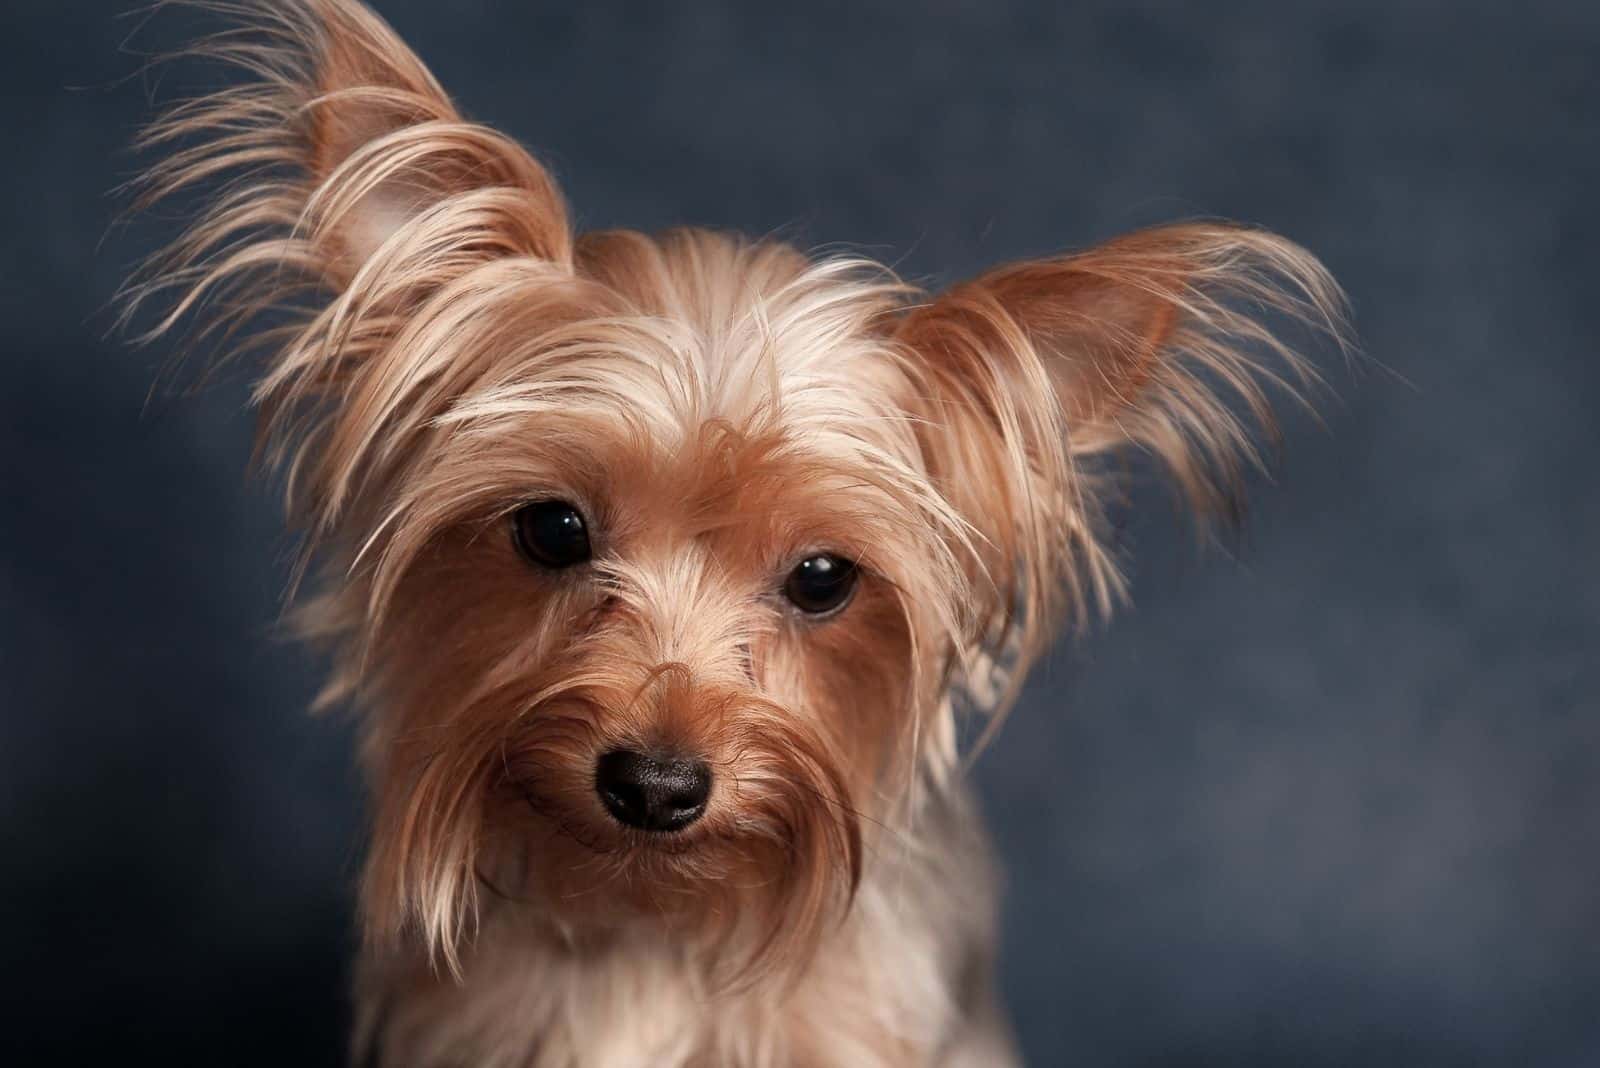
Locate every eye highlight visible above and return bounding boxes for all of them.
[511,500,592,569]
[783,554,858,615]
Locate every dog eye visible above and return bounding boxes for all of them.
[511,500,591,569]
[784,554,858,615]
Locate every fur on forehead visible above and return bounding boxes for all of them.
[435,228,935,526]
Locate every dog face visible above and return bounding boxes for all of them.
[128,0,1344,979]
[348,234,953,974]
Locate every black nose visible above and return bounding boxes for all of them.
[594,750,712,832]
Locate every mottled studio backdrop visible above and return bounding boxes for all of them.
[4,1,1597,1064]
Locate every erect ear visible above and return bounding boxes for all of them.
[125,0,584,553]
[896,223,1345,652]
[131,0,571,303]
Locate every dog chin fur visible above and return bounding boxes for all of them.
[123,2,1349,1064]
[356,784,1011,1068]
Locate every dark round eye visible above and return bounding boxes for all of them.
[783,554,858,615]
[511,500,591,569]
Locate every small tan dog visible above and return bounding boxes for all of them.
[126,2,1346,1064]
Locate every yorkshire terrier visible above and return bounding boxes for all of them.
[125,1,1347,1064]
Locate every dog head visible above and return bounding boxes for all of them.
[127,0,1345,981]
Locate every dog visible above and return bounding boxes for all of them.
[123,1,1347,1063]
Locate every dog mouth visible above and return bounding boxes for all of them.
[477,749,863,974]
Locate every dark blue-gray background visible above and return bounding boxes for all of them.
[5,1,1597,1064]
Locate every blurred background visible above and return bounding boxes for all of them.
[5,1,1597,1064]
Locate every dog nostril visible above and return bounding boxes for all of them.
[594,749,712,833]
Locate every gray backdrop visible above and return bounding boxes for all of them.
[4,1,1597,1064]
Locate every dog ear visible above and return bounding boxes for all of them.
[896,223,1345,667]
[126,0,581,541]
